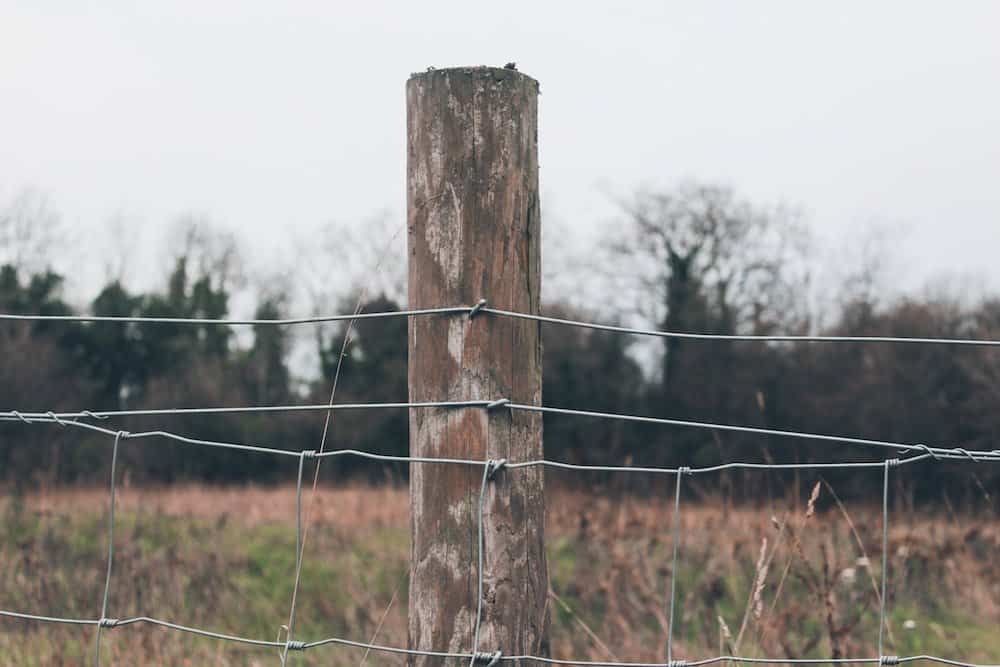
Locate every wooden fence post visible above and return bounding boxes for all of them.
[406,66,548,665]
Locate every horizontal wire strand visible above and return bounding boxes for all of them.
[115,616,284,648]
[1,613,997,667]
[1,400,493,420]
[0,306,468,326]
[0,414,985,469]
[5,402,997,462]
[0,610,99,625]
[506,403,1000,461]
[482,307,1000,346]
[4,303,1000,346]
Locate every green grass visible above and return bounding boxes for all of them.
[0,504,406,665]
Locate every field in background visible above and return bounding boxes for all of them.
[2,483,998,666]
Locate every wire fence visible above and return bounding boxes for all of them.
[1,302,998,667]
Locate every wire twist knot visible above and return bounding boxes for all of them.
[285,640,306,651]
[46,411,66,426]
[486,459,507,481]
[905,443,940,460]
[886,458,900,468]
[98,617,119,628]
[668,660,687,667]
[880,656,900,665]
[473,650,502,666]
[486,398,510,411]
[116,430,131,440]
[954,447,979,462]
[677,466,692,475]
[300,450,318,459]
[469,299,488,319]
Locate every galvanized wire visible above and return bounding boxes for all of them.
[4,300,1000,667]
[505,403,1000,462]
[0,610,100,626]
[665,468,688,664]
[115,616,285,648]
[4,413,989,473]
[500,656,1000,667]
[878,458,899,658]
[94,429,126,667]
[3,427,988,666]
[4,611,1000,667]
[1,414,993,471]
[0,305,468,326]
[2,400,495,420]
[4,402,999,461]
[3,406,985,667]
[279,450,311,665]
[281,286,373,664]
[5,301,1000,345]
[469,460,496,667]
[480,307,1000,346]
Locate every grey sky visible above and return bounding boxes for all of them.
[2,1,999,309]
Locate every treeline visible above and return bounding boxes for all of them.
[1,183,998,505]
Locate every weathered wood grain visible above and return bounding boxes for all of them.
[406,66,548,666]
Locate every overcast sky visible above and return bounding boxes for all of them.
[2,1,999,309]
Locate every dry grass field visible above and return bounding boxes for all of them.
[1,481,998,666]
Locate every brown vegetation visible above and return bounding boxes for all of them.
[2,483,998,666]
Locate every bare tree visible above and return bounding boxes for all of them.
[294,210,405,315]
[164,214,246,293]
[610,183,809,375]
[279,211,406,382]
[608,181,810,390]
[824,221,901,317]
[0,187,63,272]
[611,182,809,330]
[101,211,143,285]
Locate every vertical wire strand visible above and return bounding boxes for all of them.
[469,460,493,667]
[94,430,125,666]
[280,451,309,665]
[878,459,893,657]
[667,468,687,664]
[278,223,401,665]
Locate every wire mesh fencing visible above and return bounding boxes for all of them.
[1,302,998,666]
